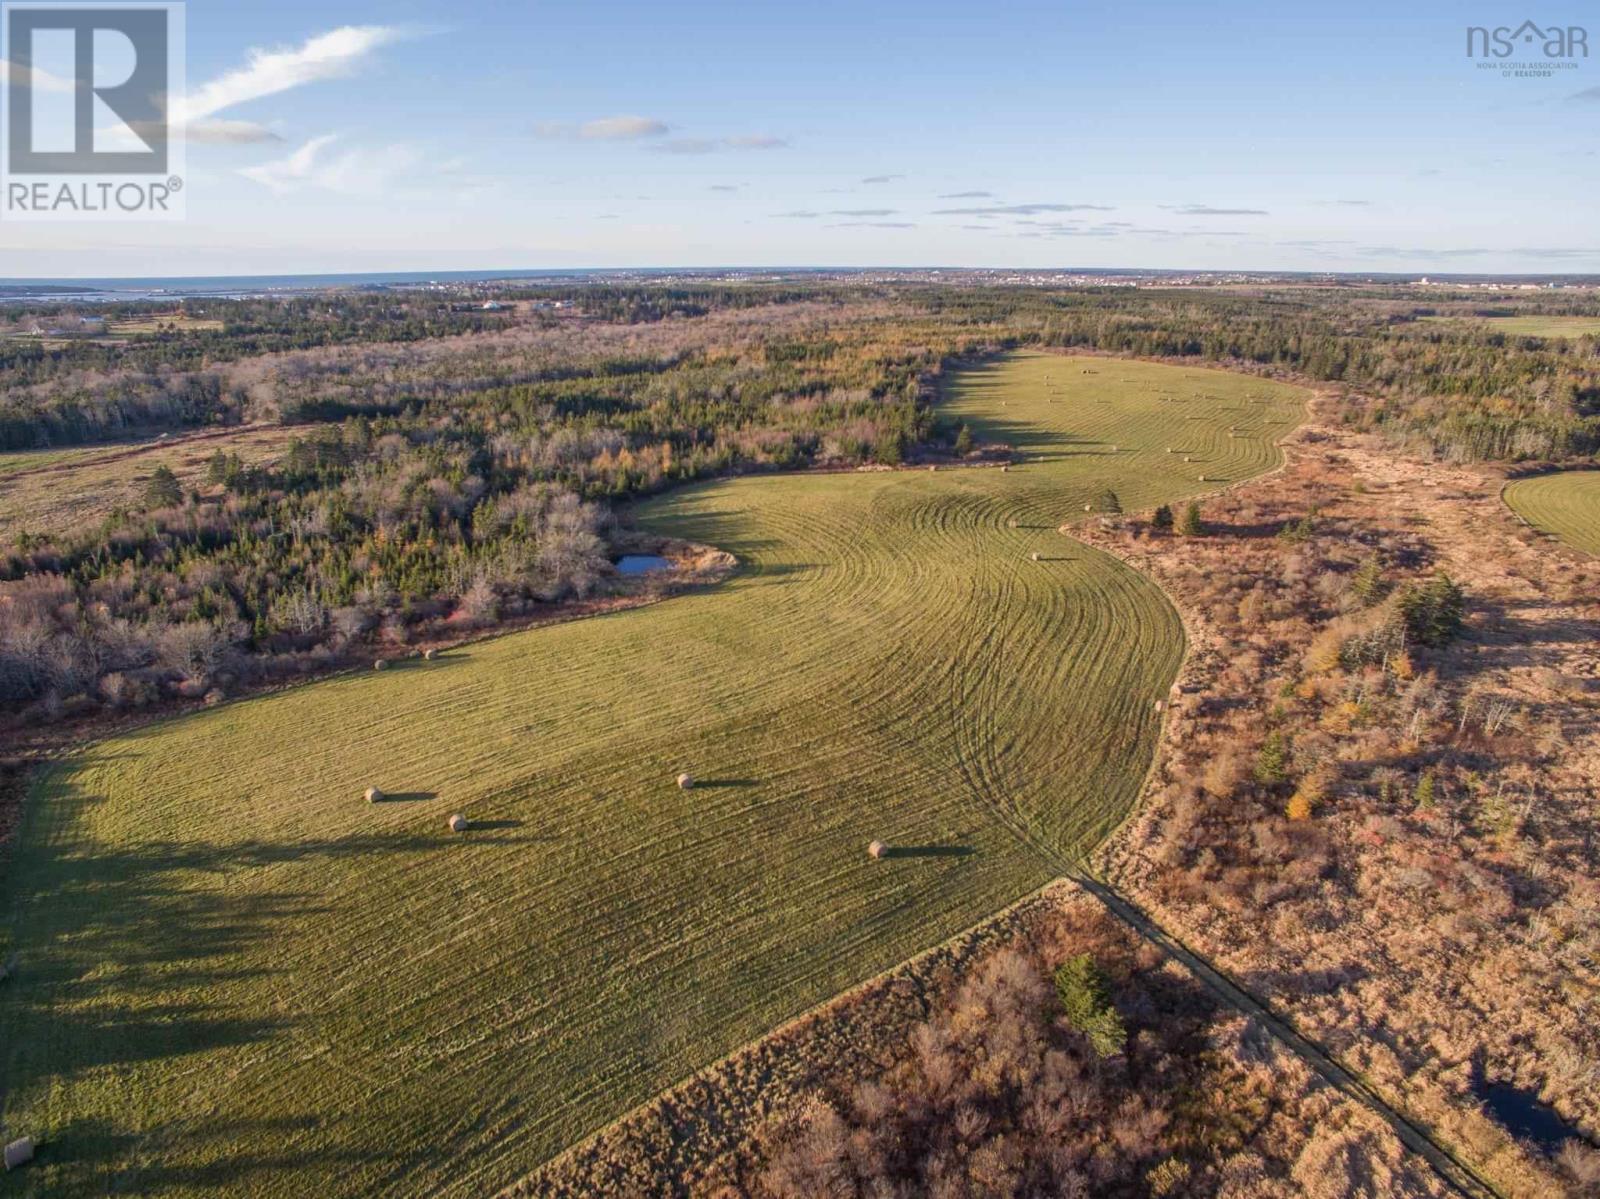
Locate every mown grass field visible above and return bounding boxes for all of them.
[0,426,298,538]
[107,314,227,336]
[0,352,1306,1196]
[1504,470,1600,555]
[1420,314,1600,339]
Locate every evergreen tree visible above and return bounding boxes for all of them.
[1054,954,1127,1058]
[1254,730,1290,785]
[144,464,182,508]
[1176,501,1204,536]
[1398,571,1465,647]
[1414,769,1437,810]
[953,423,974,455]
[1093,487,1122,514]
[1349,554,1387,606]
[1151,503,1174,532]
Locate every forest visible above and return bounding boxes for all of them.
[0,281,1596,726]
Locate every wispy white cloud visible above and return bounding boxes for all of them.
[931,202,1112,216]
[0,59,75,93]
[187,118,283,145]
[101,26,410,151]
[535,114,671,140]
[239,134,422,195]
[177,26,407,126]
[1165,204,1269,216]
[655,134,789,154]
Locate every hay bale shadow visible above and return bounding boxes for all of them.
[880,845,976,860]
[387,656,468,672]
[378,791,436,804]
[693,779,760,789]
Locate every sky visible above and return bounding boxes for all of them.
[1,0,1598,277]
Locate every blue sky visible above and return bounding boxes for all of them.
[3,0,1598,276]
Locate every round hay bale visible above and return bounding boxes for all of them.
[677,772,694,791]
[374,659,387,672]
[928,465,937,472]
[1154,699,1165,713]
[1030,552,1041,562]
[1198,474,1207,482]
[423,648,436,661]
[4,1137,34,1171]
[365,787,384,804]
[1184,456,1192,463]
[868,840,887,860]
[1001,464,1010,473]
[1006,518,1018,528]
[1084,503,1092,512]
[448,813,468,833]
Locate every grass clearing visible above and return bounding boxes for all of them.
[1504,470,1600,555]
[1420,314,1600,339]
[107,314,227,336]
[0,426,299,538]
[0,352,1307,1196]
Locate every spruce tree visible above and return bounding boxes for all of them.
[144,464,182,508]
[1254,730,1290,785]
[1350,554,1387,606]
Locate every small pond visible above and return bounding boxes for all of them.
[1475,1072,1585,1154]
[615,554,673,575]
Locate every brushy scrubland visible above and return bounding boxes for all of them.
[1085,415,1600,1197]
[529,887,1450,1199]
[0,355,1305,1196]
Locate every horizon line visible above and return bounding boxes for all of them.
[5,264,1600,286]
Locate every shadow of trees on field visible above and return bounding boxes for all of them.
[31,1112,404,1195]
[0,765,553,1184]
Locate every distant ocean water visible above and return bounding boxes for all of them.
[0,268,716,305]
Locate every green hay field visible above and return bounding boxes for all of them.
[1504,470,1600,555]
[0,352,1306,1196]
[1421,314,1600,339]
